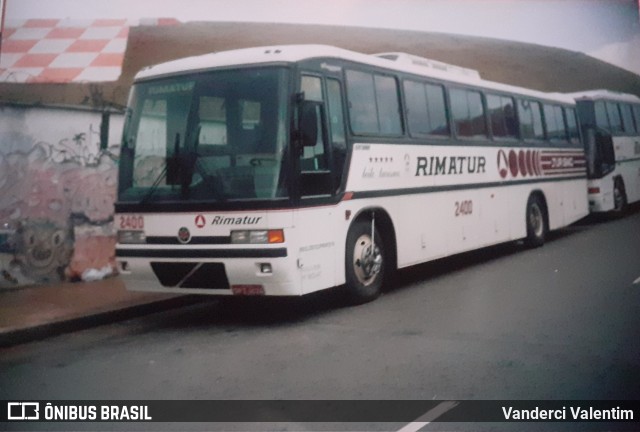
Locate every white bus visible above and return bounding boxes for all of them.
[115,45,588,304]
[570,90,640,213]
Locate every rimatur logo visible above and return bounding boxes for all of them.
[497,149,542,179]
[7,402,40,420]
[195,214,206,228]
[497,149,509,178]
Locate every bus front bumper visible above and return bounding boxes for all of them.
[115,247,300,296]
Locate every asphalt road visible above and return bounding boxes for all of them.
[1,208,639,431]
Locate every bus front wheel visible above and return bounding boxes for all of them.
[344,219,385,304]
[525,195,547,248]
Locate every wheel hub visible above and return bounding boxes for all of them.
[529,203,543,237]
[614,184,624,211]
[353,234,382,286]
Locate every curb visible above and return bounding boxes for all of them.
[0,295,203,348]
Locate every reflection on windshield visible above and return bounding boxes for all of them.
[118,68,289,203]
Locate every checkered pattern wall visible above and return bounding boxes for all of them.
[0,18,179,83]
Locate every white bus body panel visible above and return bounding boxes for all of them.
[569,90,640,213]
[614,136,640,204]
[118,46,590,297]
[117,210,300,296]
[117,143,588,296]
[587,177,614,212]
[587,136,640,212]
[343,143,588,269]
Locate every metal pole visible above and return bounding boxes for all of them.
[371,211,375,248]
[0,0,7,62]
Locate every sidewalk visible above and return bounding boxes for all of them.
[0,277,196,347]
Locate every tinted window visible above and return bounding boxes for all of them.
[487,94,517,139]
[518,99,544,140]
[327,79,346,145]
[450,88,487,138]
[346,70,378,134]
[633,105,640,133]
[594,101,609,130]
[575,101,594,127]
[543,104,567,142]
[374,75,402,134]
[300,75,327,171]
[301,75,323,102]
[404,80,449,137]
[346,70,401,135]
[606,102,623,134]
[425,84,449,135]
[620,103,636,133]
[327,78,347,190]
[118,68,290,202]
[564,108,581,146]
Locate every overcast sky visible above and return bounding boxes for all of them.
[4,0,640,74]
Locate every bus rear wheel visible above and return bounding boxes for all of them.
[613,179,627,213]
[525,195,547,248]
[345,219,385,304]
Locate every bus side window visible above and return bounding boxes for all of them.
[620,103,636,134]
[301,75,323,102]
[594,101,610,131]
[327,78,347,190]
[404,80,449,137]
[299,75,332,197]
[544,104,568,144]
[450,88,487,139]
[300,75,328,172]
[345,69,402,136]
[518,99,544,142]
[605,102,623,134]
[486,94,517,139]
[374,75,402,135]
[404,80,429,136]
[564,107,581,147]
[633,105,640,132]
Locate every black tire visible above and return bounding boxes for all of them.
[525,194,547,248]
[613,178,627,214]
[344,219,385,305]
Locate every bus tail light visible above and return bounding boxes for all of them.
[230,229,284,244]
[118,230,146,244]
[588,187,600,194]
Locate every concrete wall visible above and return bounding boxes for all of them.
[0,104,123,287]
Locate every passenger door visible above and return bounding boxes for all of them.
[295,73,348,293]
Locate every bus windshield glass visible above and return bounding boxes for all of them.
[118,67,289,203]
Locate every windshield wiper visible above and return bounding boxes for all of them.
[139,164,168,205]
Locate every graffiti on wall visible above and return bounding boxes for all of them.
[13,219,74,282]
[0,114,120,285]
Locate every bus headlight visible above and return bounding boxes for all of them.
[118,230,146,244]
[231,229,284,244]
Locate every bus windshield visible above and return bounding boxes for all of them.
[118,67,289,203]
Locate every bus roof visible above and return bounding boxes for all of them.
[568,89,640,104]
[135,44,576,105]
